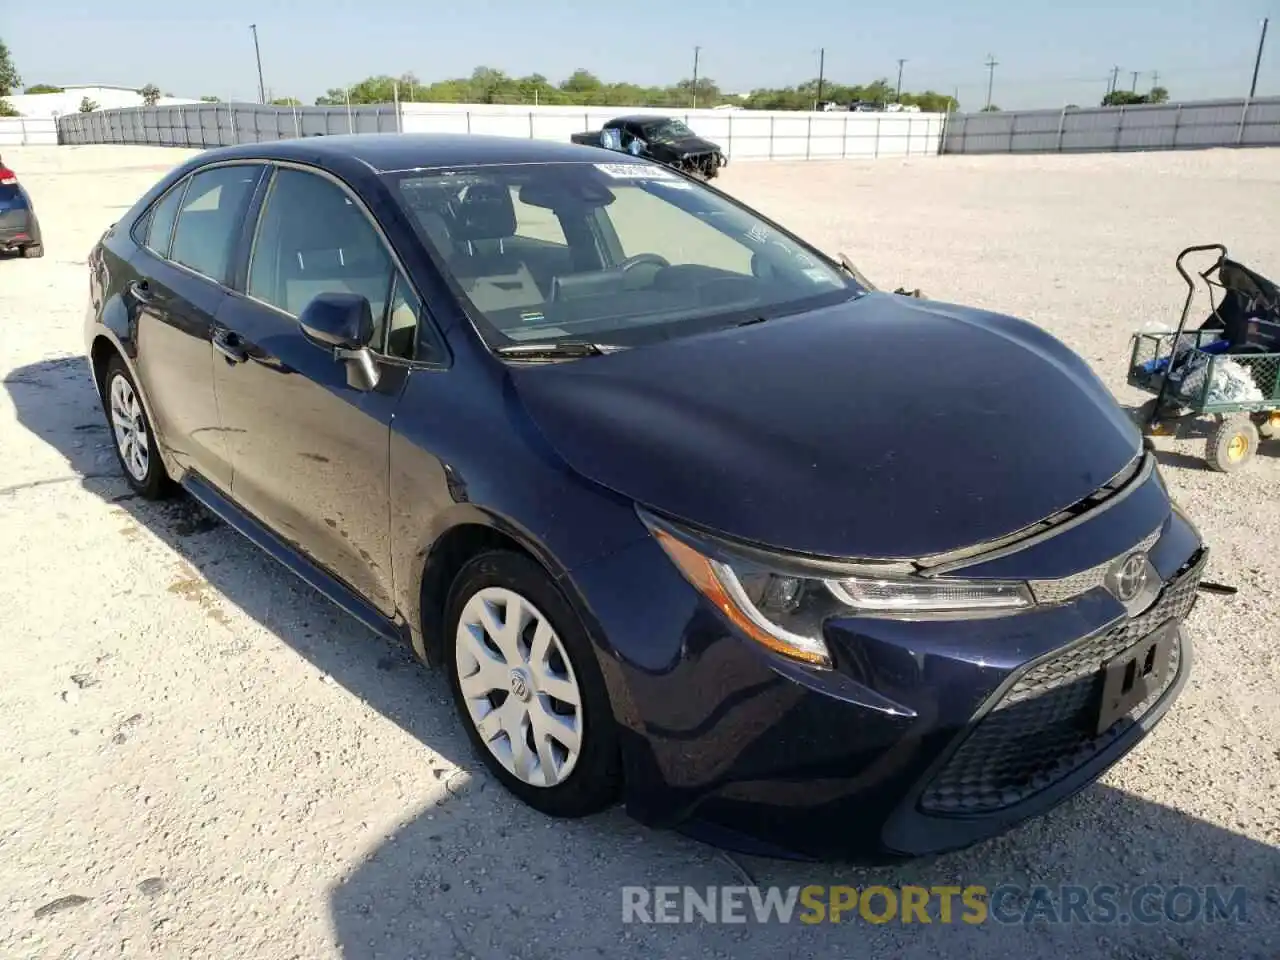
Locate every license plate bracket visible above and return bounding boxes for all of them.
[1096,624,1177,735]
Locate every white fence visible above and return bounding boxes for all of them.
[399,104,945,160]
[0,117,58,146]
[51,101,945,161]
[942,96,1280,154]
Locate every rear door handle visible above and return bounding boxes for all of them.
[128,279,153,303]
[212,328,248,364]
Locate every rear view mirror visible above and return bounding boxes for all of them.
[298,292,380,390]
[299,291,374,349]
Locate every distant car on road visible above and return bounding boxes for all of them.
[0,157,44,258]
[84,133,1206,862]
[570,115,727,179]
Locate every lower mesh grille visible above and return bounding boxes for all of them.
[919,551,1206,816]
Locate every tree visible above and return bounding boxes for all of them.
[24,83,63,94]
[980,104,1002,112]
[1101,86,1171,107]
[79,96,99,113]
[271,97,301,106]
[1149,86,1170,104]
[138,83,161,106]
[200,95,220,102]
[0,38,20,96]
[0,98,18,117]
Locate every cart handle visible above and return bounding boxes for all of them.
[1175,244,1227,290]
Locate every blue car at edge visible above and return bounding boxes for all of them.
[83,133,1207,862]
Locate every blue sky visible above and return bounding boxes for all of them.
[6,0,1277,110]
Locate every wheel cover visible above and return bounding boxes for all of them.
[1228,433,1248,461]
[109,373,149,482]
[455,586,584,787]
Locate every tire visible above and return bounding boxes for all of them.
[102,354,172,499]
[21,243,44,259]
[1255,411,1280,440]
[1205,414,1259,473]
[444,549,621,818]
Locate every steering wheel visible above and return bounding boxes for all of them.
[617,253,671,273]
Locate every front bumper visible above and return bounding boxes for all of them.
[568,482,1204,862]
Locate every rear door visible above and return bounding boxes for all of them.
[128,162,267,491]
[212,164,417,613]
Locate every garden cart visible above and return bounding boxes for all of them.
[1128,243,1280,472]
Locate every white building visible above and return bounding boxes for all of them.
[3,83,200,118]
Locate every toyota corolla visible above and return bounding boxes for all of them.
[84,134,1206,861]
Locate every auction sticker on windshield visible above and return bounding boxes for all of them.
[594,163,679,180]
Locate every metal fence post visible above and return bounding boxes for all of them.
[841,113,848,158]
[727,113,734,158]
[1171,102,1183,149]
[1113,105,1125,152]
[805,114,812,160]
[907,116,914,156]
[1007,112,1017,153]
[528,111,534,139]
[466,111,472,134]
[874,115,881,157]
[1055,106,1067,152]
[1236,97,1250,145]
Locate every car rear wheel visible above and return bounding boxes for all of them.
[103,355,171,499]
[444,550,621,817]
[21,243,43,259]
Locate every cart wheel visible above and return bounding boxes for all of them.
[1134,398,1178,437]
[1206,415,1259,473]
[1255,411,1280,440]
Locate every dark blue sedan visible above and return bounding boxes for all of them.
[83,134,1207,861]
[0,156,44,258]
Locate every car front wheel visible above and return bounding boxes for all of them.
[444,550,621,817]
[103,355,170,499]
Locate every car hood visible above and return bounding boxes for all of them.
[509,293,1143,560]
[650,135,721,157]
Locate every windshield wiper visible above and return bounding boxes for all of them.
[494,341,627,359]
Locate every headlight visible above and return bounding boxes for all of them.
[642,511,1033,668]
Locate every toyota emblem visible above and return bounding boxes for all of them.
[1114,552,1149,603]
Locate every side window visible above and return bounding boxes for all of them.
[169,165,263,283]
[137,180,187,257]
[384,272,420,361]
[508,187,567,246]
[604,186,754,275]
[247,168,394,327]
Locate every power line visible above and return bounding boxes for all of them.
[984,54,998,109]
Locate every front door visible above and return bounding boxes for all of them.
[212,165,410,614]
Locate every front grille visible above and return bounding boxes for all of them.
[919,550,1206,816]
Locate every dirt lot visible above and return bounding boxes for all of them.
[1,144,1277,960]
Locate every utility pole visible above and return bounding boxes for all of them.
[1251,17,1269,98]
[249,24,265,105]
[1150,70,1160,90]
[984,54,998,110]
[816,47,825,106]
[1108,65,1122,95]
[1130,70,1139,92]
[691,46,700,109]
[896,58,907,100]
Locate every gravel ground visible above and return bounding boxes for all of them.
[1,145,1277,960]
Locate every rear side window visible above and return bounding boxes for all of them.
[247,168,394,323]
[169,165,263,283]
[136,180,187,257]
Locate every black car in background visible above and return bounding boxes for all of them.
[84,133,1206,861]
[571,115,727,179]
[0,156,44,258]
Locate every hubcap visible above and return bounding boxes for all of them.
[455,587,584,788]
[1228,433,1248,461]
[109,374,149,482]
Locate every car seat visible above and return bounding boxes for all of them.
[446,182,544,313]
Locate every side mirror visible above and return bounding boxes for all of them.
[298,292,380,390]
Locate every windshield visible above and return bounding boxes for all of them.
[639,118,695,143]
[390,161,859,350]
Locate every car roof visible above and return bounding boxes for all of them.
[191,133,647,174]
[612,115,678,125]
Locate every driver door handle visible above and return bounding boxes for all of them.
[128,279,153,303]
[212,328,248,364]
